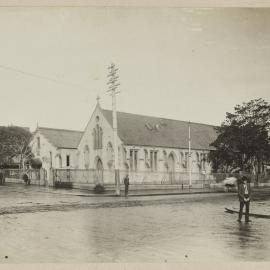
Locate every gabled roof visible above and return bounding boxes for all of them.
[37,127,83,149]
[102,109,217,150]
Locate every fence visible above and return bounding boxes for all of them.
[122,171,213,186]
[54,169,270,186]
[53,169,270,187]
[2,167,270,189]
[53,168,115,186]
[2,168,47,185]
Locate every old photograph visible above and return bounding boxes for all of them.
[0,4,270,264]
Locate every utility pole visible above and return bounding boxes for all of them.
[188,121,192,188]
[107,63,121,196]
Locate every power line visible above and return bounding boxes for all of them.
[0,63,112,104]
[0,63,85,88]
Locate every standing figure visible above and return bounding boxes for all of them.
[0,169,3,185]
[124,174,129,197]
[237,174,251,223]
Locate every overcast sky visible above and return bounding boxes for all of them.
[0,7,269,131]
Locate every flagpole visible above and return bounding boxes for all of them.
[188,121,192,188]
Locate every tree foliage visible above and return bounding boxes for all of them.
[209,98,270,176]
[0,126,32,168]
[30,157,42,169]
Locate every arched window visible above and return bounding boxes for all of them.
[184,152,188,168]
[129,149,139,171]
[144,149,150,169]
[201,153,206,170]
[163,150,167,161]
[107,142,114,169]
[37,137,41,156]
[150,150,158,171]
[93,128,96,148]
[196,152,200,162]
[84,145,90,169]
[144,149,148,161]
[123,147,127,162]
[99,128,103,148]
[93,124,103,149]
[180,152,184,164]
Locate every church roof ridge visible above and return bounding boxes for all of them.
[101,108,218,150]
[101,108,218,128]
[38,126,83,133]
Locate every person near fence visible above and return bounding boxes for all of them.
[237,173,251,223]
[124,174,129,197]
[23,171,31,185]
[0,169,3,185]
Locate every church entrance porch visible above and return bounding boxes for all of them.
[94,157,103,185]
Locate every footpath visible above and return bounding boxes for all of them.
[0,183,270,215]
[2,181,270,197]
[29,183,270,197]
[49,186,223,197]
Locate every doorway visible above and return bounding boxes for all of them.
[95,157,103,184]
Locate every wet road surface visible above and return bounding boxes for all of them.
[0,184,270,263]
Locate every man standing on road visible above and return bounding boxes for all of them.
[0,168,3,185]
[124,174,129,197]
[237,173,251,223]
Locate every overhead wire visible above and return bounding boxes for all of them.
[0,63,116,101]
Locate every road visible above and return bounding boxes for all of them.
[0,184,270,263]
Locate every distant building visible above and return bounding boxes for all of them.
[29,127,83,175]
[30,102,217,184]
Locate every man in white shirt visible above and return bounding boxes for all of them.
[237,174,251,223]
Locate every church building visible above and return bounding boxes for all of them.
[76,102,217,185]
[30,101,217,186]
[30,127,83,175]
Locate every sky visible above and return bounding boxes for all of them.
[0,7,269,132]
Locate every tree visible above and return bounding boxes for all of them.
[0,126,33,169]
[232,98,270,129]
[209,99,270,182]
[30,157,42,169]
